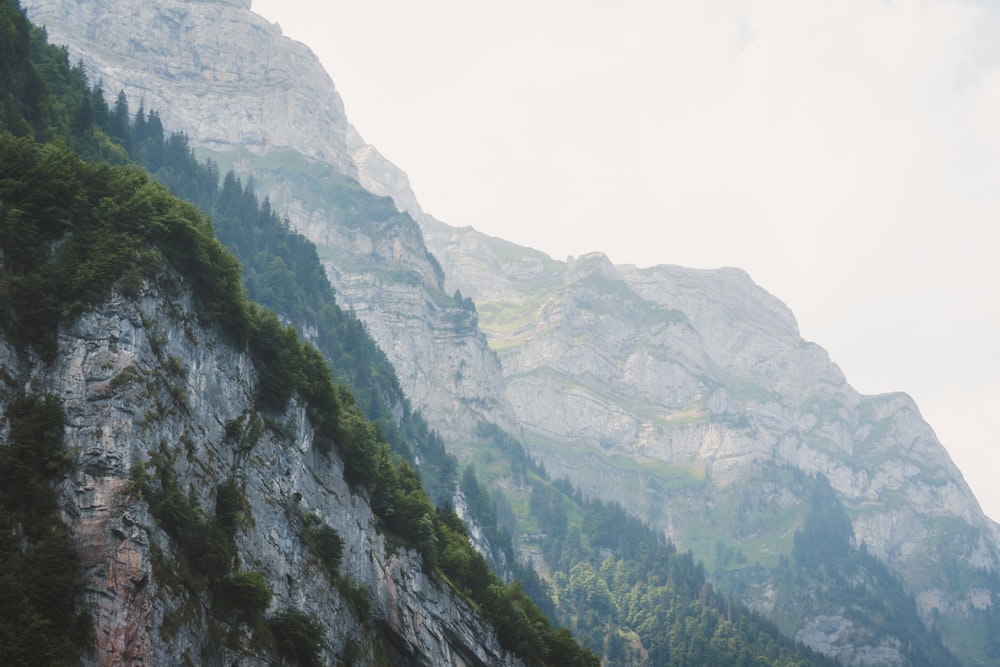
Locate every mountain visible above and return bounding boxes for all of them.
[3,4,841,665]
[423,228,1000,662]
[0,6,603,665]
[20,0,520,450]
[0,137,539,666]
[18,0,1000,663]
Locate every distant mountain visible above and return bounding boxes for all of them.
[422,224,1000,663]
[21,0,1000,663]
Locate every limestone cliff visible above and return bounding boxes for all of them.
[0,277,524,666]
[23,0,356,175]
[22,0,522,448]
[422,222,1000,663]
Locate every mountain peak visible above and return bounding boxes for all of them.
[566,251,618,281]
[24,0,356,174]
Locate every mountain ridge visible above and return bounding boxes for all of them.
[20,0,999,662]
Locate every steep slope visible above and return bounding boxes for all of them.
[0,135,545,665]
[22,0,356,174]
[21,0,521,447]
[208,146,520,446]
[3,5,850,666]
[0,11,606,662]
[21,0,999,662]
[112,103,843,667]
[423,222,1000,664]
[112,98,856,666]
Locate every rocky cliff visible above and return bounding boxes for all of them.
[22,0,1000,662]
[23,0,355,175]
[216,147,521,446]
[422,222,1000,662]
[22,0,521,448]
[0,269,524,665]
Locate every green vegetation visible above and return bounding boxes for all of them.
[0,1,127,163]
[0,5,597,663]
[532,477,839,666]
[0,136,243,361]
[295,508,345,582]
[0,395,92,664]
[775,474,960,667]
[464,427,965,666]
[477,295,550,341]
[457,428,840,665]
[213,147,399,229]
[157,139,459,503]
[271,608,326,667]
[132,445,273,621]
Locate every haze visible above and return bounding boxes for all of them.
[251,0,1000,521]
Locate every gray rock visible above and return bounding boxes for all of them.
[1,284,523,667]
[26,0,522,449]
[24,0,356,175]
[422,222,1000,661]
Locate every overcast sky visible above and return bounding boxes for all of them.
[251,0,1000,522]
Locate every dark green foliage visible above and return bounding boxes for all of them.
[294,508,344,583]
[271,608,325,667]
[0,0,129,161]
[336,576,373,626]
[336,639,363,667]
[792,473,854,566]
[247,306,307,412]
[482,580,553,660]
[222,571,273,618]
[134,446,276,630]
[434,504,494,598]
[136,445,235,584]
[0,0,49,138]
[0,395,92,664]
[215,478,250,539]
[0,136,248,361]
[0,395,69,522]
[530,477,839,667]
[777,473,961,667]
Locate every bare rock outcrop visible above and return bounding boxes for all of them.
[1,284,522,667]
[24,0,356,175]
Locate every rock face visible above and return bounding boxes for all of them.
[23,0,520,448]
[24,0,356,175]
[211,146,522,445]
[0,282,523,667]
[422,223,1000,662]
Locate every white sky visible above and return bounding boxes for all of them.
[251,0,1000,522]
